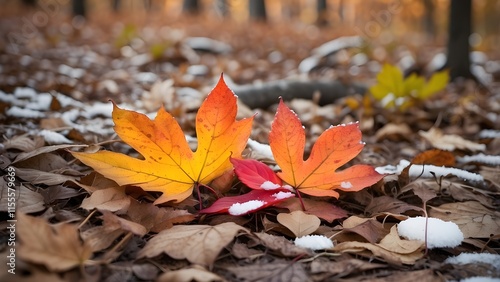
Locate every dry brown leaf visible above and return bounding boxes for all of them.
[276,197,348,223]
[412,149,456,166]
[3,135,44,152]
[231,242,264,259]
[12,144,86,164]
[341,216,390,243]
[80,225,124,252]
[17,213,93,272]
[365,195,421,215]
[80,187,131,213]
[0,182,45,214]
[138,222,247,266]
[334,226,424,265]
[310,257,387,276]
[100,210,147,236]
[277,210,321,237]
[125,200,196,233]
[429,201,500,238]
[70,172,121,194]
[157,265,224,282]
[252,232,311,257]
[419,127,486,151]
[375,123,412,142]
[226,260,311,282]
[13,167,79,186]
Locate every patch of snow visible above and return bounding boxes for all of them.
[25,93,52,111]
[228,200,266,216]
[445,253,500,271]
[260,181,282,190]
[83,102,113,118]
[340,181,353,189]
[294,235,334,250]
[247,139,274,160]
[459,277,500,282]
[376,159,484,182]
[397,217,463,249]
[14,87,37,99]
[0,91,17,104]
[37,130,73,144]
[479,129,500,139]
[6,106,45,118]
[457,153,500,166]
[272,191,295,200]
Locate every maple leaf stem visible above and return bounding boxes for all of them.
[196,182,220,210]
[295,190,306,211]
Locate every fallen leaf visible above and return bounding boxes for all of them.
[365,195,422,215]
[310,257,387,277]
[226,261,311,282]
[276,196,348,223]
[412,149,456,167]
[429,201,500,238]
[277,210,321,237]
[12,167,78,186]
[80,186,131,213]
[230,157,284,190]
[17,213,93,272]
[269,99,383,198]
[0,181,45,214]
[138,222,247,266]
[157,265,223,282]
[341,216,390,243]
[100,210,148,236]
[251,232,311,257]
[419,127,486,152]
[71,74,254,204]
[80,225,124,252]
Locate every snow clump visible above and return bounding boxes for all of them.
[397,217,463,249]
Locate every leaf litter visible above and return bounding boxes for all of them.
[1,7,499,282]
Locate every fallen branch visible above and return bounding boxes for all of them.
[233,79,368,109]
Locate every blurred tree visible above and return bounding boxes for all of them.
[422,0,436,39]
[445,0,473,80]
[249,0,267,21]
[72,0,86,17]
[214,0,229,17]
[316,0,328,26]
[183,0,200,14]
[22,0,36,7]
[112,0,152,12]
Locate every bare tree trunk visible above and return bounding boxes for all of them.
[422,0,436,39]
[183,0,200,14]
[445,0,473,80]
[316,0,328,26]
[249,0,267,22]
[72,0,86,17]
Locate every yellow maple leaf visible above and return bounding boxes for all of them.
[72,75,254,204]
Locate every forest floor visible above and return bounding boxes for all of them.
[1,10,500,282]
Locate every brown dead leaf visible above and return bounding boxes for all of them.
[138,222,247,266]
[226,260,311,282]
[3,135,44,152]
[365,195,422,215]
[341,216,390,243]
[13,167,79,186]
[70,172,121,194]
[231,242,264,259]
[277,211,321,237]
[12,144,86,164]
[310,257,387,277]
[17,213,93,272]
[412,149,456,166]
[14,153,68,172]
[429,201,500,238]
[80,186,131,213]
[419,127,485,151]
[100,210,147,236]
[276,197,348,223]
[126,200,196,233]
[80,225,124,252]
[334,226,424,265]
[157,265,224,282]
[0,182,45,214]
[251,232,311,257]
[375,123,412,142]
[409,181,437,204]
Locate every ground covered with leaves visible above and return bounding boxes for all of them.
[1,9,500,282]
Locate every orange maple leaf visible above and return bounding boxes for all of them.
[269,99,383,198]
[71,75,254,204]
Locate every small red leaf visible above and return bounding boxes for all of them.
[230,158,283,190]
[199,189,295,216]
